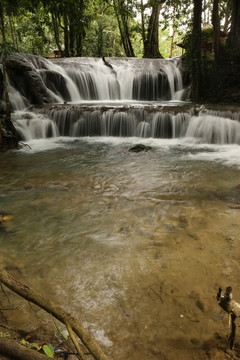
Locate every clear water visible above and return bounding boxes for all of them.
[1,136,240,359]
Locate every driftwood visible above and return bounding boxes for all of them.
[0,337,48,360]
[102,57,116,75]
[217,287,240,349]
[0,267,110,360]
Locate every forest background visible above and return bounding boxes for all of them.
[0,0,240,103]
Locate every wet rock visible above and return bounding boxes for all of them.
[129,144,152,152]
[43,70,71,101]
[0,116,18,151]
[6,54,61,105]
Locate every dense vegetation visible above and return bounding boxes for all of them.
[0,1,237,58]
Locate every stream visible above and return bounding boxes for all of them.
[1,135,240,359]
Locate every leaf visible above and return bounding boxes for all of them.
[42,344,54,358]
[0,332,11,338]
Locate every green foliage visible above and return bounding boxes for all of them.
[19,338,55,358]
[159,29,183,58]
[0,0,234,58]
[19,338,39,350]
[0,42,16,59]
[181,28,215,70]
[0,331,11,338]
[0,334,55,358]
[13,9,53,56]
[42,344,55,358]
[0,0,193,57]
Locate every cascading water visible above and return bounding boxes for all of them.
[5,53,240,144]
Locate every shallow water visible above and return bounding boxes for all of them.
[1,137,240,359]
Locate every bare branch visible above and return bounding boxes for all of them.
[0,267,110,360]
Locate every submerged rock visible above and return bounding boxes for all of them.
[129,144,152,152]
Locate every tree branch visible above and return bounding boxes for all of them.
[0,267,110,360]
[217,286,240,349]
[0,337,48,360]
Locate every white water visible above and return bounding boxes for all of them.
[5,54,240,145]
[12,111,59,140]
[17,134,240,169]
[8,55,185,106]
[43,59,82,101]
[12,107,240,145]
[185,114,240,144]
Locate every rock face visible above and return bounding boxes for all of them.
[1,53,71,106]
[0,53,71,150]
[6,54,53,105]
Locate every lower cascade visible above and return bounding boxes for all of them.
[12,105,240,145]
[4,54,240,145]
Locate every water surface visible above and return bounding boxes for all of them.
[1,137,240,359]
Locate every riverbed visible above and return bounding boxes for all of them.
[1,136,240,359]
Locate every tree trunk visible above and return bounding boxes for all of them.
[63,15,69,57]
[97,24,104,57]
[143,3,163,58]
[140,0,146,46]
[113,0,135,57]
[222,0,231,34]
[191,0,202,102]
[76,34,82,57]
[228,0,240,49]
[212,0,220,61]
[8,16,19,51]
[0,2,6,43]
[0,10,11,121]
[69,22,75,57]
[51,12,62,55]
[0,4,18,150]
[169,29,174,58]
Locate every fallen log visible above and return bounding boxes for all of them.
[0,267,110,360]
[0,337,48,360]
[217,287,240,349]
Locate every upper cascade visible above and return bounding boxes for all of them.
[4,54,186,110]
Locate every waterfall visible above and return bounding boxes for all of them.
[185,115,240,144]
[6,54,240,145]
[12,105,240,145]
[12,111,58,140]
[6,55,185,104]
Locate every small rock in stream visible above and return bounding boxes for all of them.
[129,144,152,153]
